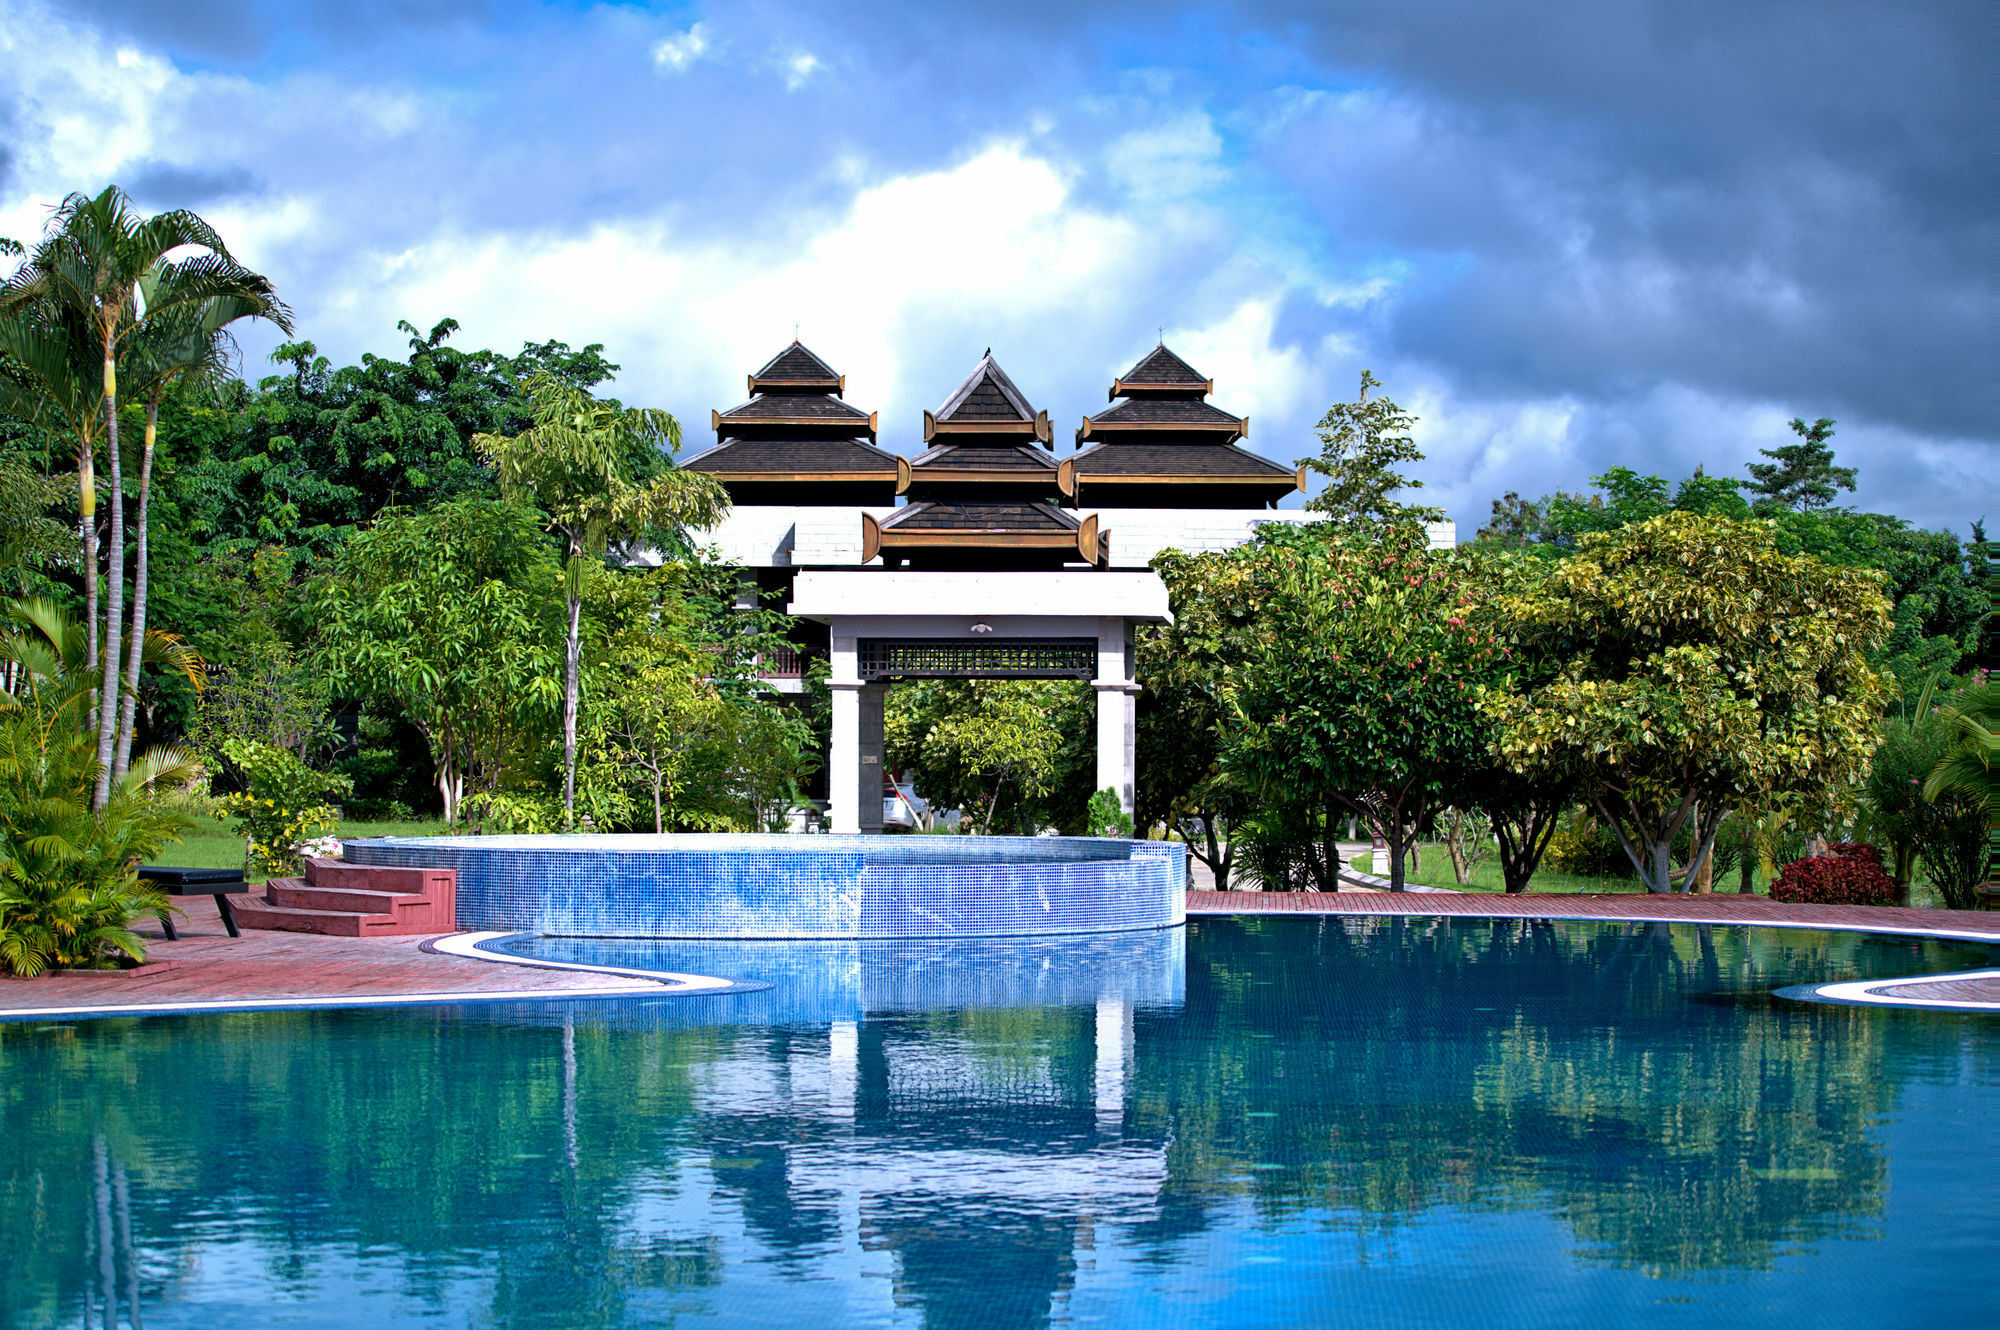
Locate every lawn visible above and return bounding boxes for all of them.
[1353,845,1769,895]
[150,815,454,881]
[1354,844,1958,907]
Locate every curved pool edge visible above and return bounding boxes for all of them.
[1774,968,2000,1012]
[427,932,769,995]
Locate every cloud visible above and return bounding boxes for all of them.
[651,24,708,73]
[1,0,1989,537]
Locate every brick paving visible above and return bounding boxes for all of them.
[0,910,660,1017]
[1858,974,2000,1003]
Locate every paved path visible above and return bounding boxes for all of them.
[0,911,665,1019]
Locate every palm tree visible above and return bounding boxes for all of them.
[0,598,203,974]
[0,297,107,684]
[1923,674,1994,805]
[0,186,284,807]
[475,374,728,823]
[111,281,290,779]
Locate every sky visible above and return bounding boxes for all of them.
[2,0,1992,535]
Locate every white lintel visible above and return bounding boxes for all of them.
[788,571,1172,625]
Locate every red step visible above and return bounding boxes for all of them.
[232,858,457,937]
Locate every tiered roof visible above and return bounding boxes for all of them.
[871,353,1102,569]
[1068,344,1301,509]
[683,342,905,505]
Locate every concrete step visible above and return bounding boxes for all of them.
[268,880,424,915]
[229,896,391,938]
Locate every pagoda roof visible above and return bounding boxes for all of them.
[683,435,906,484]
[1080,440,1296,478]
[925,352,1052,442]
[749,341,844,394]
[865,499,1105,566]
[1109,344,1212,399]
[715,391,877,441]
[1077,396,1244,444]
[881,500,1078,533]
[910,442,1060,472]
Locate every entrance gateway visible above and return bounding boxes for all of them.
[673,340,1452,833]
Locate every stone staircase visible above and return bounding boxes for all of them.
[232,857,458,937]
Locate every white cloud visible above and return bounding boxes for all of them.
[651,24,710,73]
[1167,299,1310,429]
[782,52,821,92]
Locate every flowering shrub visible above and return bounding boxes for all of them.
[218,739,351,876]
[1769,843,1895,907]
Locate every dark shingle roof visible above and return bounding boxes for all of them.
[720,392,869,422]
[684,436,899,475]
[1091,398,1242,428]
[1119,344,1208,388]
[880,500,1078,533]
[936,352,1036,423]
[750,341,841,387]
[911,442,1059,471]
[1070,442,1295,479]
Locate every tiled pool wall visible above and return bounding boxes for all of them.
[343,834,1187,938]
[481,931,1189,1026]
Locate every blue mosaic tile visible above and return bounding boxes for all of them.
[343,834,1186,938]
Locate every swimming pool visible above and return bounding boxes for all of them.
[2,916,1992,1329]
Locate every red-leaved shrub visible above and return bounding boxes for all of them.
[1769,843,1895,906]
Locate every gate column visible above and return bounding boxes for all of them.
[1094,615,1139,820]
[829,632,862,834]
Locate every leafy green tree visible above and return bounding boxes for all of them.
[0,186,284,808]
[578,567,718,832]
[475,374,727,824]
[887,680,1082,833]
[1219,525,1505,891]
[312,500,562,823]
[1740,416,1855,514]
[0,447,69,593]
[1483,512,1893,893]
[0,599,201,974]
[1297,370,1443,531]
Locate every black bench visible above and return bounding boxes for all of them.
[138,866,250,940]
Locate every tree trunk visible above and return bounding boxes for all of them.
[79,441,98,719]
[562,578,582,826]
[1445,811,1470,885]
[93,350,123,810]
[651,771,663,834]
[113,392,160,780]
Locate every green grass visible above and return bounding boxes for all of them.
[1353,845,1773,895]
[148,815,453,881]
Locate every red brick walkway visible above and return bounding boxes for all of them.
[1189,890,2000,1006]
[0,911,660,1017]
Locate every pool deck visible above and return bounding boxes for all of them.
[0,892,1992,1020]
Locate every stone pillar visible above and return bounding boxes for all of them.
[829,632,862,834]
[1094,615,1139,818]
[857,681,887,834]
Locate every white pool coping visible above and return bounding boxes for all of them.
[1799,968,2000,1012]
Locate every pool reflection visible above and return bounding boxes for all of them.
[0,917,1992,1330]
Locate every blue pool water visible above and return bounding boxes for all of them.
[1,916,1994,1329]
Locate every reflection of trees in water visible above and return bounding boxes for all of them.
[0,921,1989,1328]
[1129,916,1987,1276]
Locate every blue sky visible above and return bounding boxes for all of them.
[3,0,1992,534]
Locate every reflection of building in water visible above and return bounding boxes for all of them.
[574,933,1177,1329]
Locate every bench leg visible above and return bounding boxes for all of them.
[215,894,241,939]
[158,911,178,942]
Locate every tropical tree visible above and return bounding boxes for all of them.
[887,680,1080,834]
[111,276,289,780]
[1298,370,1444,531]
[475,374,727,824]
[0,599,203,975]
[1483,512,1894,893]
[0,186,285,807]
[1219,526,1503,891]
[312,500,563,824]
[1740,416,1855,514]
